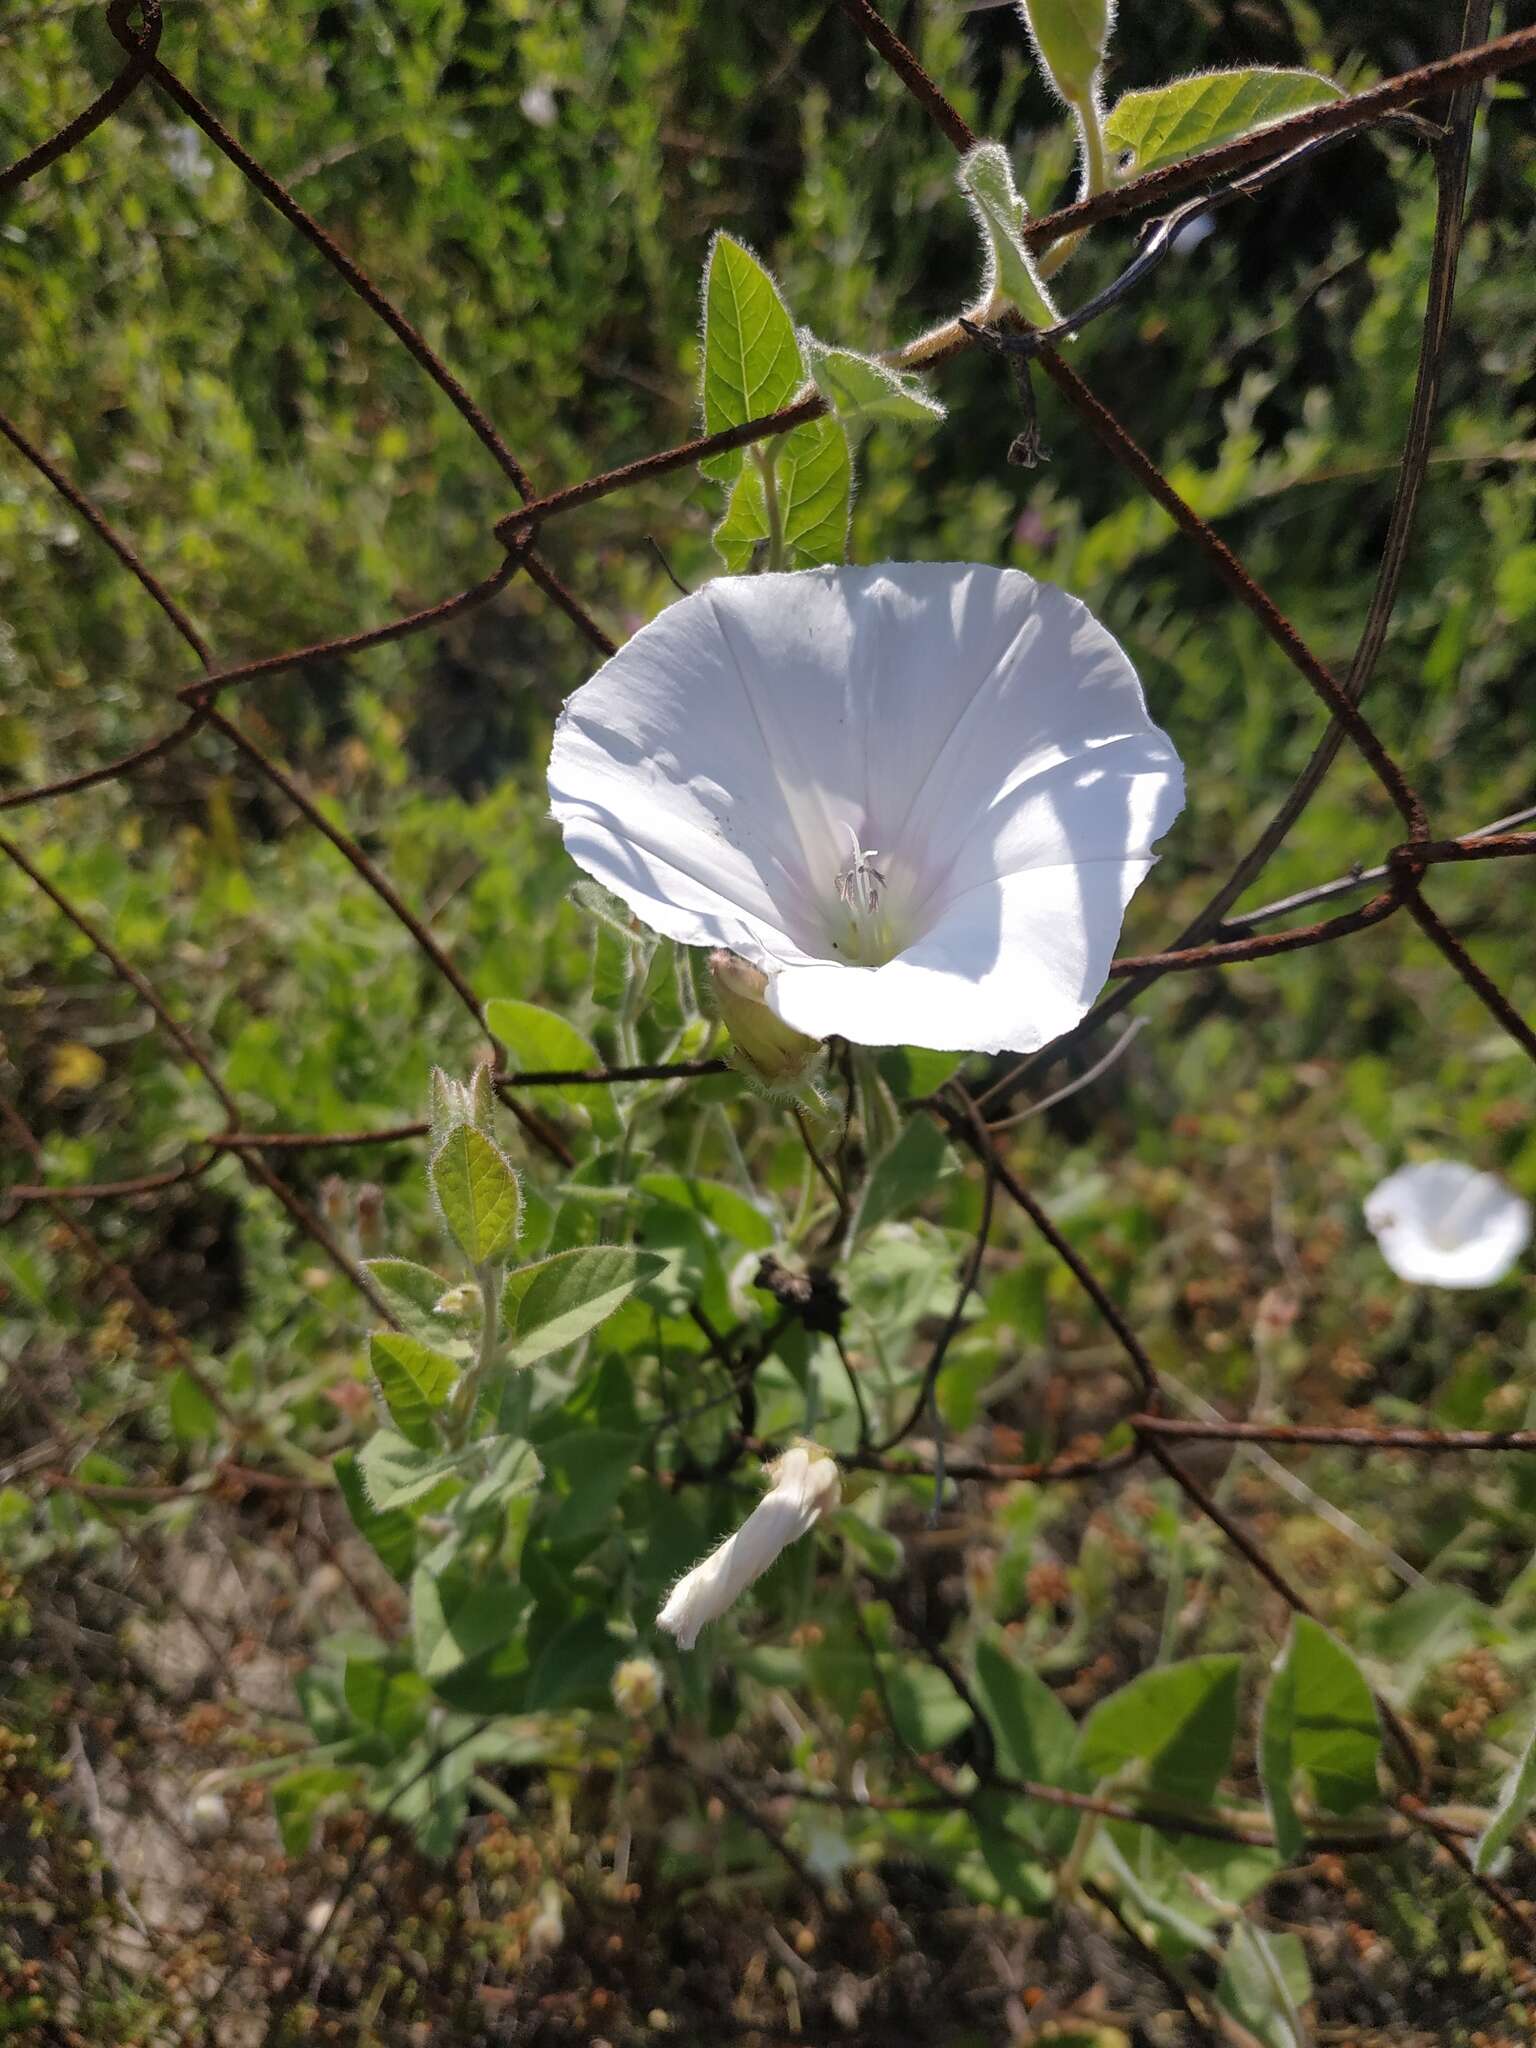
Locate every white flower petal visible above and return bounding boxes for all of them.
[548,563,1184,1055]
[1364,1160,1530,1289]
[770,856,1158,1054]
[657,1446,839,1650]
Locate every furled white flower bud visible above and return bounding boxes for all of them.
[657,1445,840,1651]
[708,951,821,1087]
[354,1181,385,1254]
[434,1282,482,1318]
[185,1788,230,1842]
[525,1879,565,1958]
[611,1655,665,1718]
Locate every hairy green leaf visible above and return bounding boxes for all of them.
[958,142,1057,328]
[343,1656,431,1753]
[429,1121,521,1266]
[882,1657,973,1753]
[412,1552,521,1683]
[536,1428,641,1542]
[336,1448,416,1581]
[503,1247,667,1366]
[700,232,805,482]
[1021,0,1113,104]
[369,1330,458,1450]
[712,417,851,571]
[364,1257,475,1353]
[356,1429,468,1514]
[1105,68,1342,176]
[801,334,945,433]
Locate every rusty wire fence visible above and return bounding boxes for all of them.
[6,0,1536,2020]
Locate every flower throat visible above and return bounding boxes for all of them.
[831,824,897,966]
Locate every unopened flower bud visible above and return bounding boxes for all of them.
[185,1788,230,1842]
[611,1655,665,1718]
[318,1174,349,1229]
[1253,1286,1297,1348]
[708,951,820,1087]
[658,1443,840,1650]
[354,1182,385,1254]
[525,1879,565,1958]
[434,1282,481,1318]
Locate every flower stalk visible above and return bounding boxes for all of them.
[754,437,786,571]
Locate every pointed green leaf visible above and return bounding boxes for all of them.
[1260,1615,1381,1860]
[429,1121,521,1265]
[1475,1718,1536,1873]
[1215,1922,1312,2048]
[356,1429,468,1514]
[369,1330,458,1450]
[412,1552,522,1683]
[829,1508,904,1578]
[364,1257,475,1353]
[973,1803,1056,1913]
[699,232,805,481]
[336,1448,416,1581]
[876,1045,966,1099]
[1078,1654,1241,1807]
[853,1114,950,1240]
[802,334,946,432]
[343,1656,431,1752]
[713,454,769,570]
[167,1368,219,1442]
[711,417,851,572]
[777,414,852,567]
[272,1765,360,1857]
[637,1174,776,1250]
[485,997,620,1138]
[502,1246,667,1366]
[974,1634,1079,1786]
[958,142,1058,328]
[882,1657,973,1753]
[1021,0,1113,104]
[1105,68,1343,177]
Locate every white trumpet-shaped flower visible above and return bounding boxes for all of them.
[548,563,1184,1055]
[1364,1160,1531,1289]
[657,1445,840,1650]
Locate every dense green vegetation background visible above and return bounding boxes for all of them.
[3,1,1536,2042]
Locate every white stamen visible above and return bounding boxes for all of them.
[834,822,887,919]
